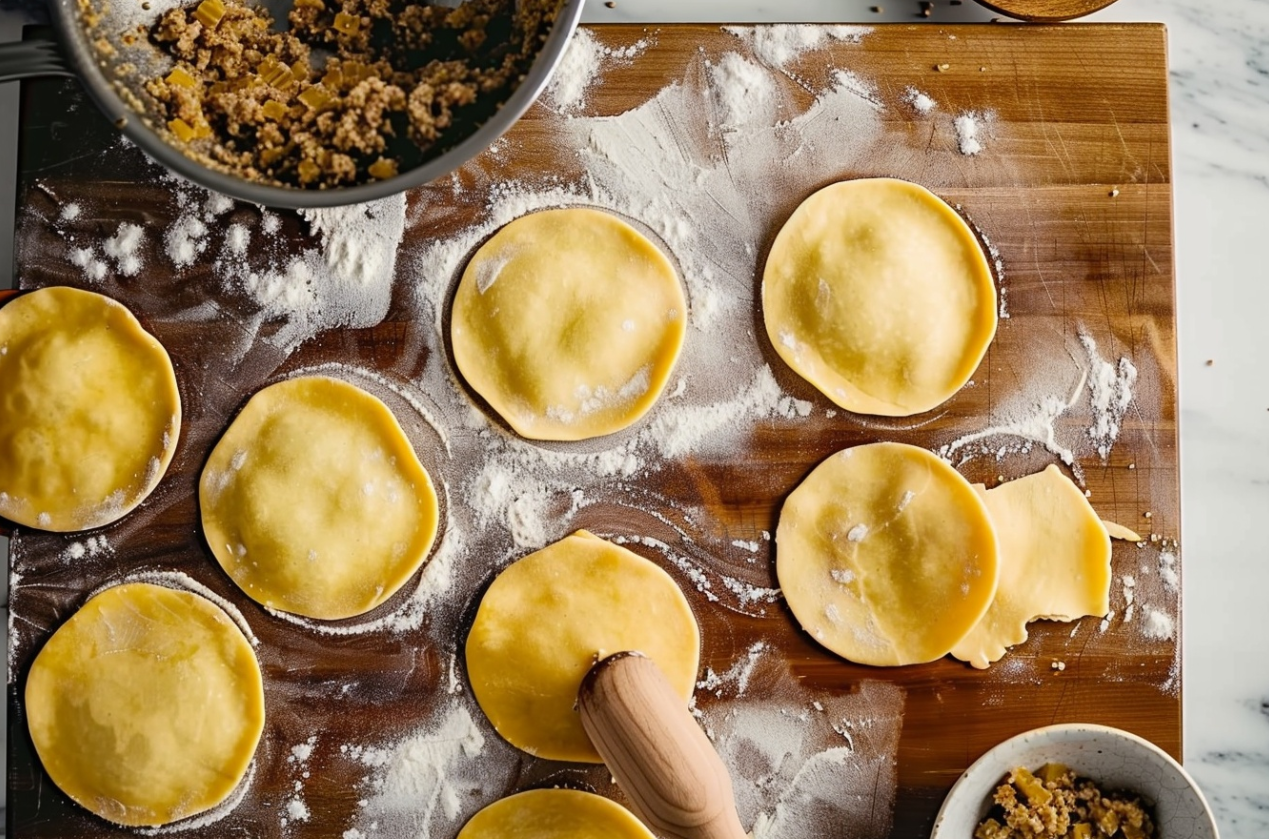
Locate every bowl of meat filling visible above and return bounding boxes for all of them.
[2,0,583,206]
[931,724,1219,839]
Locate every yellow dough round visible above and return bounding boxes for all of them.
[458,789,656,839]
[775,442,999,666]
[762,178,997,416]
[466,530,700,762]
[951,465,1112,669]
[25,582,263,827]
[0,287,181,531]
[200,376,439,620]
[451,208,687,441]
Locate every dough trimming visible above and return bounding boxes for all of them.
[25,582,264,826]
[451,208,687,441]
[200,375,439,620]
[466,530,700,762]
[0,286,181,531]
[762,178,997,416]
[951,465,1113,669]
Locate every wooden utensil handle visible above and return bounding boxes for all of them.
[579,652,748,839]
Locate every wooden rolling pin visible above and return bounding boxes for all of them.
[578,652,747,839]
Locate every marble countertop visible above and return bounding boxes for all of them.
[2,0,1266,836]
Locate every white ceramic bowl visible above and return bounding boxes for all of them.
[930,724,1220,839]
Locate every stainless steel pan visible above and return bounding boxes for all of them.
[0,0,584,208]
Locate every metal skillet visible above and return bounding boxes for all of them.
[0,0,584,208]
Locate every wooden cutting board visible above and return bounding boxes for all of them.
[6,22,1175,839]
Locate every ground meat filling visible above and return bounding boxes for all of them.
[144,0,560,188]
[974,764,1157,839]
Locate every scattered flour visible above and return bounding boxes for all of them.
[708,52,777,132]
[708,673,905,839]
[1158,550,1178,592]
[1142,608,1175,640]
[1080,333,1138,459]
[724,24,871,70]
[697,641,768,697]
[545,27,650,112]
[903,86,936,114]
[341,705,517,839]
[103,222,145,276]
[954,111,987,155]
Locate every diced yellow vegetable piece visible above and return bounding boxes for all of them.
[1097,809,1120,835]
[168,118,196,142]
[262,100,288,120]
[260,146,286,165]
[1123,824,1146,839]
[1012,767,1053,806]
[297,159,320,183]
[290,60,309,81]
[193,0,225,29]
[973,818,1006,839]
[333,12,360,34]
[1072,824,1092,839]
[1038,763,1069,784]
[165,66,197,88]
[367,158,397,180]
[297,85,330,110]
[193,119,212,139]
[321,68,341,88]
[292,0,324,7]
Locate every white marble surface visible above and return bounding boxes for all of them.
[2,0,1267,836]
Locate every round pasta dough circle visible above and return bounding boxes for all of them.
[451,208,687,441]
[458,789,656,839]
[200,376,440,620]
[0,287,181,531]
[762,178,997,416]
[466,530,700,762]
[25,582,264,827]
[776,442,999,666]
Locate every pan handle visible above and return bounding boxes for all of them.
[0,36,75,84]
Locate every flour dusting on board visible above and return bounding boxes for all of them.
[702,657,905,839]
[339,705,518,839]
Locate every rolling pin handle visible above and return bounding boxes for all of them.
[579,651,748,839]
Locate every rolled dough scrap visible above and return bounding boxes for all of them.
[951,465,1112,669]
[776,442,999,666]
[25,582,263,827]
[1102,520,1142,541]
[458,789,655,839]
[451,208,686,441]
[200,375,439,620]
[466,530,699,762]
[762,178,997,416]
[0,286,181,531]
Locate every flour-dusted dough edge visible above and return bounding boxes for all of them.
[762,178,997,416]
[457,789,657,839]
[951,465,1113,669]
[24,582,264,827]
[466,530,701,763]
[200,375,440,620]
[451,207,688,441]
[0,286,182,531]
[776,442,999,666]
